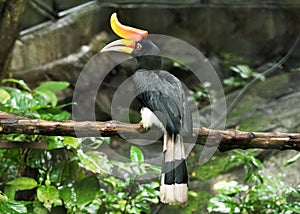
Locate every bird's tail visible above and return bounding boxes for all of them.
[160,133,188,206]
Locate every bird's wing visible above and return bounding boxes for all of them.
[156,70,192,135]
[133,69,191,134]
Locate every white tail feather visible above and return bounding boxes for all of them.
[160,133,188,206]
[160,183,188,206]
[175,134,185,159]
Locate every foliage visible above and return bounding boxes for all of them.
[0,78,70,120]
[192,155,233,182]
[191,81,215,108]
[191,54,263,107]
[221,53,254,68]
[207,149,300,213]
[284,153,300,167]
[0,79,160,213]
[219,53,263,88]
[223,64,265,88]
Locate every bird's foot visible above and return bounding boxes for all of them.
[139,120,151,130]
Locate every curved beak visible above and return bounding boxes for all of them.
[101,12,148,53]
[101,38,135,53]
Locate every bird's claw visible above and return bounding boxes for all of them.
[139,120,151,130]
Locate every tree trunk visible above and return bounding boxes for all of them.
[0,0,28,77]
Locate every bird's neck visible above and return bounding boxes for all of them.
[136,55,161,70]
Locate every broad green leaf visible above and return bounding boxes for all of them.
[49,162,65,183]
[103,177,124,189]
[38,110,71,121]
[74,176,100,206]
[51,111,71,120]
[7,177,38,191]
[0,88,10,104]
[37,186,59,210]
[130,146,144,164]
[78,150,111,174]
[4,186,16,200]
[35,81,69,92]
[35,89,57,107]
[2,78,31,91]
[213,180,248,195]
[138,182,160,203]
[208,195,240,213]
[0,200,28,213]
[33,202,48,214]
[59,184,76,208]
[47,138,64,150]
[63,137,80,149]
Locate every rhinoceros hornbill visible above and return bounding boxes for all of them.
[101,13,192,206]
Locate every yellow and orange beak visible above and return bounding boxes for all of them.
[101,12,148,53]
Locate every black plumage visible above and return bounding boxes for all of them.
[101,13,192,206]
[131,38,192,135]
[131,38,192,206]
[133,69,191,135]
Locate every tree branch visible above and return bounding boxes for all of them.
[0,111,299,151]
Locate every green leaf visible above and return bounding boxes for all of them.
[284,153,300,166]
[103,177,125,189]
[51,111,71,120]
[208,195,240,213]
[74,176,100,206]
[37,185,59,210]
[62,137,80,149]
[139,182,160,198]
[130,146,144,164]
[46,136,65,150]
[6,92,35,112]
[33,202,48,214]
[59,184,76,208]
[49,162,65,183]
[4,186,16,200]
[7,177,38,191]
[0,88,11,104]
[231,65,253,79]
[35,81,69,92]
[213,180,248,195]
[2,79,31,91]
[251,157,263,170]
[0,200,28,213]
[144,163,161,174]
[78,150,111,175]
[223,77,246,87]
[35,89,57,107]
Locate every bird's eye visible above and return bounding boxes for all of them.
[136,43,142,51]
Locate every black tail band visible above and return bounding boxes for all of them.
[163,159,188,184]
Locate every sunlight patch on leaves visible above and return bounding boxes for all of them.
[78,150,111,175]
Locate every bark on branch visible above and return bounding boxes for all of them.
[0,111,299,151]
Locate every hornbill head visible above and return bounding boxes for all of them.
[101,13,161,69]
